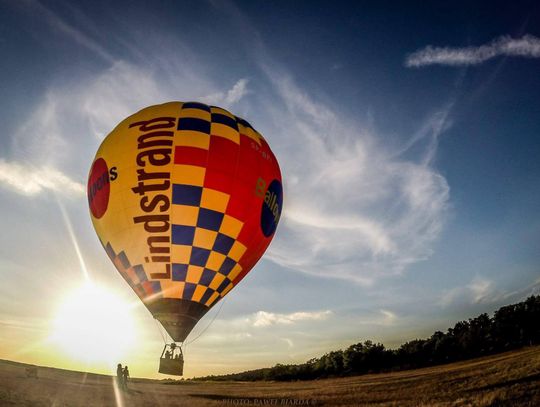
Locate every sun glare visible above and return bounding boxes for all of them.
[50,282,136,364]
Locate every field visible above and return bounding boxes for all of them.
[1,346,539,406]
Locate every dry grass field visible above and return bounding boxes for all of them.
[1,346,539,406]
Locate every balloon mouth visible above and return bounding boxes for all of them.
[146,298,210,342]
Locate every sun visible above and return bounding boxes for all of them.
[50,282,137,364]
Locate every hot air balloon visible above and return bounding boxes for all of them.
[87,102,283,375]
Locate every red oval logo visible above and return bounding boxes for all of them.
[88,158,110,219]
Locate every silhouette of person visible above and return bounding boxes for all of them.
[165,350,171,359]
[123,366,130,389]
[116,364,123,389]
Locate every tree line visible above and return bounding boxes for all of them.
[192,295,540,381]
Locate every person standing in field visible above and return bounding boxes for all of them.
[116,364,124,389]
[123,366,130,390]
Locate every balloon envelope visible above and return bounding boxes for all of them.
[87,102,282,341]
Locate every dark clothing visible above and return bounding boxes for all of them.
[116,365,124,389]
[123,367,130,389]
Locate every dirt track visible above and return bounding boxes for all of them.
[1,346,539,406]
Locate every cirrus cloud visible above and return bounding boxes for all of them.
[201,78,250,107]
[4,1,451,288]
[405,34,540,67]
[250,310,333,327]
[0,159,84,197]
[261,67,450,284]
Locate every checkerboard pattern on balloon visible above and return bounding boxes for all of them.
[170,102,261,307]
[104,242,163,301]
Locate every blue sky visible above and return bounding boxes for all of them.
[0,0,539,377]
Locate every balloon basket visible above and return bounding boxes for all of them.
[158,343,184,376]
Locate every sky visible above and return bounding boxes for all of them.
[0,0,539,379]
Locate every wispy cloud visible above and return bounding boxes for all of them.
[379,309,397,325]
[499,277,540,301]
[201,0,451,285]
[261,67,450,284]
[468,277,494,303]
[200,78,250,107]
[406,34,540,67]
[18,0,114,62]
[10,59,217,171]
[250,310,333,327]
[440,276,502,307]
[440,274,540,309]
[394,101,454,166]
[0,159,84,197]
[5,37,451,287]
[5,1,450,290]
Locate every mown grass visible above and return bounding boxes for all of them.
[1,346,539,406]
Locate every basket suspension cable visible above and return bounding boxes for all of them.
[185,297,227,346]
[154,318,168,345]
[154,296,227,352]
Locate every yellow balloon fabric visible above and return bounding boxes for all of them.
[87,102,283,342]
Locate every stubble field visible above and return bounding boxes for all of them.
[1,346,539,406]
